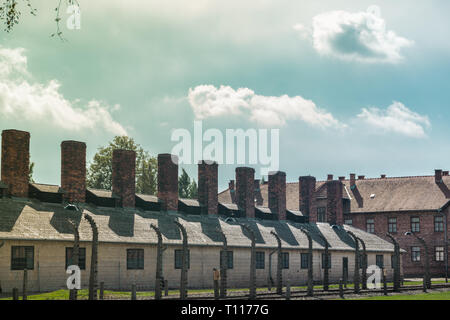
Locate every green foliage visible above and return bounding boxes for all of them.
[178,168,198,199]
[28,161,34,183]
[0,0,36,32]
[86,136,157,195]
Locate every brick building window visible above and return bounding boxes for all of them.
[344,219,353,226]
[301,253,310,269]
[411,217,420,233]
[66,247,86,270]
[434,216,444,232]
[127,249,144,270]
[256,252,265,269]
[376,255,384,269]
[220,250,234,269]
[281,252,289,269]
[317,207,326,222]
[11,246,34,270]
[175,249,190,269]
[411,247,421,262]
[321,253,331,269]
[366,219,375,233]
[435,247,445,262]
[388,218,397,233]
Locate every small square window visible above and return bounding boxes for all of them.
[220,250,234,269]
[301,253,310,269]
[366,219,375,234]
[321,253,331,269]
[435,247,444,262]
[256,252,265,269]
[11,246,34,270]
[281,252,289,269]
[175,249,190,269]
[344,219,353,226]
[66,247,86,270]
[127,249,144,270]
[411,247,421,262]
[434,216,444,232]
[411,217,420,233]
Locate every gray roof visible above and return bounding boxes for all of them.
[0,198,398,253]
[179,198,200,207]
[30,183,64,194]
[136,194,159,203]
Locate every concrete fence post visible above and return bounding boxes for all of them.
[22,268,28,300]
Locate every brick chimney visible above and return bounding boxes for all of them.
[61,141,86,203]
[443,171,449,177]
[1,129,30,197]
[299,176,316,221]
[268,171,286,220]
[198,160,218,215]
[327,174,333,181]
[254,179,264,206]
[435,169,443,184]
[158,154,179,212]
[326,180,344,225]
[338,176,345,182]
[235,167,255,218]
[112,149,136,208]
[358,175,365,180]
[380,174,386,179]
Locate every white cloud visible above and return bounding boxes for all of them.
[0,46,127,136]
[188,85,344,128]
[296,8,413,63]
[357,102,430,138]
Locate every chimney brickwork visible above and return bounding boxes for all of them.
[112,149,136,208]
[299,176,316,222]
[235,167,255,218]
[158,154,179,212]
[268,171,286,220]
[326,180,344,225]
[1,129,30,197]
[198,160,218,215]
[61,141,86,203]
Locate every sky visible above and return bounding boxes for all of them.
[1,0,450,192]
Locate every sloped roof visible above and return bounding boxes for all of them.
[87,188,120,199]
[0,198,396,253]
[136,194,159,203]
[218,175,450,213]
[30,183,64,194]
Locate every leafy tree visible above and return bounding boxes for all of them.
[28,161,34,183]
[178,168,198,199]
[86,136,157,195]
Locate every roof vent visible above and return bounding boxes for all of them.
[64,204,79,211]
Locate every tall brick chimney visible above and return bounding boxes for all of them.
[112,149,136,208]
[268,171,286,220]
[435,169,443,184]
[358,175,365,180]
[61,141,86,203]
[327,174,333,181]
[338,176,345,182]
[198,160,218,215]
[326,180,344,225]
[299,176,316,221]
[158,154,179,212]
[235,167,255,218]
[1,129,30,197]
[380,174,387,179]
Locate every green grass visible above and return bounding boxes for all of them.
[350,290,450,300]
[0,280,447,300]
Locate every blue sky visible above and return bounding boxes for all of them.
[1,0,450,191]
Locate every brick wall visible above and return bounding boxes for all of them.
[235,167,255,218]
[348,209,449,277]
[198,160,218,215]
[158,154,179,212]
[112,149,136,208]
[1,130,30,197]
[268,171,286,220]
[61,141,86,203]
[299,176,316,222]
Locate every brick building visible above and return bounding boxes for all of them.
[0,129,398,293]
[219,173,450,278]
